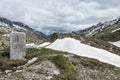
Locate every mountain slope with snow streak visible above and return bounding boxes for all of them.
[112,28,120,33]
[73,17,120,38]
[46,38,120,67]
[109,41,120,47]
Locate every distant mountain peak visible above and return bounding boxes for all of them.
[0,17,47,38]
[73,17,120,38]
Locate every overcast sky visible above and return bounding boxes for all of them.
[0,0,120,34]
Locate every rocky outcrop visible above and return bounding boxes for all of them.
[0,60,60,80]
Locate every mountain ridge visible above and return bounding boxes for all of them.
[0,17,46,38]
[72,17,120,38]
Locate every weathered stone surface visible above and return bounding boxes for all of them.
[0,60,60,80]
[25,57,38,67]
[10,32,26,60]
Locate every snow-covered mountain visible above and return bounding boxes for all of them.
[0,17,46,38]
[73,17,120,38]
[0,17,48,45]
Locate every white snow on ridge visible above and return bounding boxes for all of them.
[0,22,9,27]
[112,28,120,33]
[26,43,37,48]
[13,24,27,31]
[46,38,120,67]
[109,41,120,47]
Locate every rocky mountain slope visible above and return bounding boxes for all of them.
[0,48,120,80]
[72,17,120,56]
[73,17,120,39]
[0,17,47,49]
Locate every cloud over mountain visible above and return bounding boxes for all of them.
[0,0,120,34]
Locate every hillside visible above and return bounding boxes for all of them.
[49,33,84,42]
[94,22,120,42]
[0,48,120,80]
[0,17,47,49]
[72,17,120,56]
[47,38,120,67]
[73,17,120,40]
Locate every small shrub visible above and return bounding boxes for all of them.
[49,54,77,80]
[0,57,27,71]
[26,48,40,59]
[0,47,10,58]
[0,47,27,71]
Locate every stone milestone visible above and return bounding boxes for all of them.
[10,32,26,60]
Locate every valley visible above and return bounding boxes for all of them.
[0,17,120,80]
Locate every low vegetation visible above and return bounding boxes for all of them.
[92,23,120,42]
[49,33,83,42]
[95,31,120,42]
[0,48,77,79]
[0,48,27,71]
[82,38,120,55]
[73,56,115,71]
[49,54,76,80]
[72,55,120,80]
[0,47,120,79]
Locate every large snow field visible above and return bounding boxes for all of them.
[46,38,120,67]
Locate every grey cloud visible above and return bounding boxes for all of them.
[83,0,120,7]
[0,0,120,34]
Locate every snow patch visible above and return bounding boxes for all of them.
[37,42,51,48]
[13,24,27,31]
[46,38,120,67]
[26,43,37,48]
[26,42,51,48]
[109,41,120,47]
[112,28,120,33]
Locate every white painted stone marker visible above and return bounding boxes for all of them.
[10,32,26,60]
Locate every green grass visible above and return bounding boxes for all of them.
[73,56,115,71]
[82,38,120,55]
[93,23,120,42]
[0,48,67,71]
[0,47,27,71]
[26,48,67,59]
[0,47,119,79]
[95,31,120,42]
[49,54,77,80]
[26,48,77,79]
[0,58,27,71]
[0,47,10,58]
[26,48,40,59]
